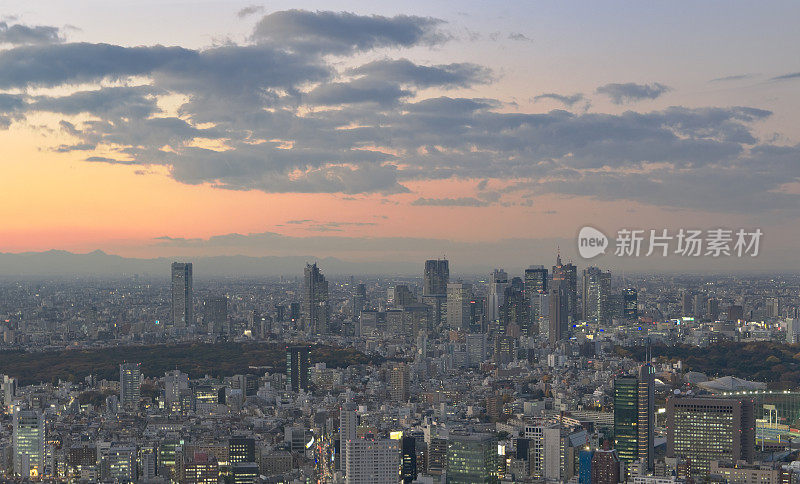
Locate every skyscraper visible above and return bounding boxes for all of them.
[164,369,189,412]
[624,288,638,320]
[547,287,568,345]
[552,253,578,322]
[390,363,410,402]
[446,433,499,484]
[303,263,329,334]
[666,397,755,478]
[204,295,228,335]
[524,266,548,335]
[486,269,508,325]
[171,262,193,328]
[613,364,655,470]
[401,436,418,483]
[286,345,311,392]
[582,266,611,324]
[446,282,472,331]
[119,362,142,412]
[12,406,44,478]
[637,364,655,471]
[340,402,358,474]
[423,259,449,296]
[613,375,638,465]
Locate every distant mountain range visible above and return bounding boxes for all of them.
[0,249,423,277]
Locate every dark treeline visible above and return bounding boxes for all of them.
[619,341,800,387]
[0,342,381,385]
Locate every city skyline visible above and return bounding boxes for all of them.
[1,1,800,272]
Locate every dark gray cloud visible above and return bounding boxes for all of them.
[596,82,671,104]
[251,9,446,54]
[347,59,492,89]
[533,92,584,106]
[411,197,490,207]
[709,73,755,82]
[0,43,195,88]
[0,21,62,45]
[237,5,265,18]
[771,72,800,81]
[0,10,796,213]
[508,32,531,42]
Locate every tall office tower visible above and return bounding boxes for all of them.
[500,286,527,333]
[171,262,193,328]
[393,284,415,307]
[352,283,366,318]
[466,333,488,367]
[204,295,228,334]
[104,444,137,482]
[548,287,568,345]
[582,267,611,323]
[229,437,256,464]
[390,364,410,402]
[552,253,578,322]
[446,283,473,331]
[707,298,721,320]
[340,403,358,473]
[423,259,450,296]
[693,293,706,319]
[119,362,142,412]
[164,369,189,411]
[494,334,516,364]
[303,263,329,334]
[12,407,44,478]
[286,345,312,392]
[667,397,755,478]
[727,304,744,322]
[486,269,509,324]
[344,439,400,484]
[446,433,499,484]
[524,265,548,333]
[613,375,638,465]
[624,288,638,320]
[681,291,693,316]
[637,364,655,471]
[401,436,418,483]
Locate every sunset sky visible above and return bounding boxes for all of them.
[1,1,799,272]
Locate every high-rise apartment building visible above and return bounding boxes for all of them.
[390,364,410,402]
[119,362,142,412]
[303,263,329,334]
[171,262,193,328]
[666,397,755,478]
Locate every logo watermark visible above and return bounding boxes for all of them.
[577,226,762,259]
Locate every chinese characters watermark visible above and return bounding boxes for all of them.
[578,226,762,259]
